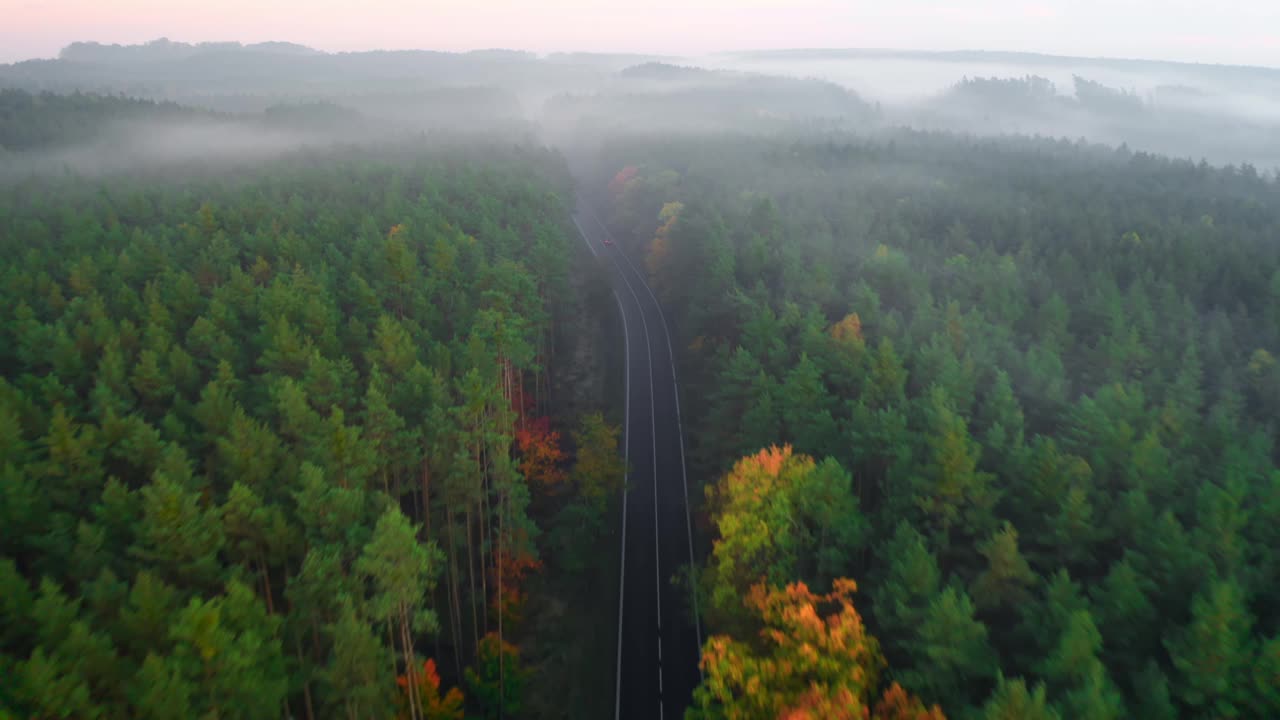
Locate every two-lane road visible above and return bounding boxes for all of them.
[572,195,702,720]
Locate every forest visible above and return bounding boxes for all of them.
[585,132,1280,718]
[3,36,1280,720]
[0,134,633,718]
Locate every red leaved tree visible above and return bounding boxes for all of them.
[515,416,566,492]
[396,659,464,720]
[609,166,639,197]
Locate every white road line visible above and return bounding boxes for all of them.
[605,242,665,702]
[573,211,626,720]
[586,204,705,666]
[573,208,663,720]
[659,658,666,720]
[571,215,599,258]
[596,217,665,719]
[611,289,630,720]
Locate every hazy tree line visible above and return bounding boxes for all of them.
[12,38,1280,171]
[590,131,1280,719]
[5,40,1280,718]
[909,75,1280,169]
[0,131,628,718]
[0,89,218,151]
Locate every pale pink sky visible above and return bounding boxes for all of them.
[2,0,1278,67]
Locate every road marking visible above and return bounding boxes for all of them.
[586,205,705,668]
[611,289,630,720]
[605,241,665,702]
[573,207,664,720]
[594,212,666,720]
[571,215,599,258]
[573,211,626,720]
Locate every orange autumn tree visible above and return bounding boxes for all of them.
[703,446,866,635]
[515,416,566,492]
[873,684,948,720]
[609,165,639,197]
[491,526,540,626]
[830,312,865,351]
[689,579,944,720]
[396,659,464,720]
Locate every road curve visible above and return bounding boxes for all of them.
[572,194,702,720]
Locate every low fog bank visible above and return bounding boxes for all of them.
[695,50,1280,168]
[0,120,337,179]
[0,84,542,178]
[700,50,1280,103]
[4,40,1280,171]
[541,62,877,144]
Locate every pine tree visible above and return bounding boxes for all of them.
[980,675,1058,720]
[1041,610,1125,720]
[970,521,1036,613]
[871,522,941,653]
[1164,578,1255,717]
[356,508,444,720]
[323,602,391,720]
[902,585,996,711]
[132,466,225,591]
[913,389,996,556]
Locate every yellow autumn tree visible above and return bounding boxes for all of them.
[689,578,944,720]
[646,201,683,278]
[703,446,866,635]
[830,312,865,354]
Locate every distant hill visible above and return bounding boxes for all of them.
[59,38,322,64]
[722,48,1280,92]
[619,62,714,79]
[727,47,1280,73]
[0,88,380,156]
[545,52,668,69]
[0,88,217,150]
[0,40,600,111]
[546,70,877,135]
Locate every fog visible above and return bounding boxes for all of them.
[0,120,341,179]
[688,50,1280,167]
[695,52,1272,103]
[4,40,1280,173]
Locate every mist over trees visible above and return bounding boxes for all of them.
[2,35,1280,720]
[6,38,1280,168]
[586,129,1280,718]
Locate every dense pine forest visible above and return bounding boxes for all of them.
[4,36,1280,719]
[0,137,633,718]
[586,133,1280,718]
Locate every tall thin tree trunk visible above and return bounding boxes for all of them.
[480,467,491,637]
[447,506,464,674]
[478,431,492,638]
[388,623,409,719]
[466,507,480,654]
[258,553,275,615]
[311,620,323,659]
[517,367,526,429]
[293,635,316,720]
[498,491,506,720]
[421,459,432,537]
[534,360,542,414]
[399,606,421,720]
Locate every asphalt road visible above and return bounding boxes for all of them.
[572,195,702,720]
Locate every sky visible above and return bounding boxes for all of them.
[2,0,1278,67]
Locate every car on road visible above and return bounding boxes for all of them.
[603,237,614,246]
